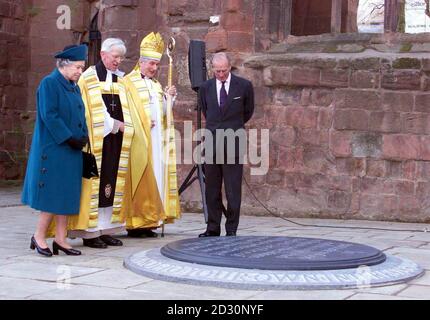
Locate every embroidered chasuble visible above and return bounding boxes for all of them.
[121,70,180,230]
[65,62,134,232]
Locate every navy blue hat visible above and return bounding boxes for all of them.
[54,44,88,61]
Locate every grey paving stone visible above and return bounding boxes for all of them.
[418,244,430,250]
[0,248,25,259]
[72,269,153,289]
[360,239,427,250]
[369,232,416,241]
[409,271,430,286]
[31,283,183,300]
[354,283,408,295]
[0,277,60,298]
[72,256,126,270]
[395,285,430,299]
[407,233,430,242]
[385,248,430,269]
[93,246,159,258]
[0,261,103,282]
[10,252,109,267]
[129,280,258,300]
[2,189,430,299]
[248,289,356,300]
[346,293,419,300]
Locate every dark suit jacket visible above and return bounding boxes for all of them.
[198,73,254,161]
[198,73,254,132]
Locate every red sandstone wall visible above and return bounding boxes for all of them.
[242,46,430,223]
[0,0,30,179]
[2,0,430,222]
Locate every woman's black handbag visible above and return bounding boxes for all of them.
[82,143,98,179]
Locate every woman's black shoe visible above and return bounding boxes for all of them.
[52,241,81,256]
[30,236,53,257]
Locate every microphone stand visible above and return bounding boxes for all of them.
[178,99,209,223]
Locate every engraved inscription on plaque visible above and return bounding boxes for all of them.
[160,236,386,270]
[124,249,424,290]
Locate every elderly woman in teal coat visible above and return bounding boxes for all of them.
[22,44,89,257]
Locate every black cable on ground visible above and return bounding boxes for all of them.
[243,177,429,233]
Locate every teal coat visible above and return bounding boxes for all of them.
[22,68,88,215]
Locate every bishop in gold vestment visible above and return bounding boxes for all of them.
[122,32,181,237]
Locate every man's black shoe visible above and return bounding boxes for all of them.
[226,232,236,236]
[127,228,158,238]
[83,237,108,249]
[198,231,220,238]
[100,235,123,246]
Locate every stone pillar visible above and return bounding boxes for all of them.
[98,0,159,71]
[205,0,255,54]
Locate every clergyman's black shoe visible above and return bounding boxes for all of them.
[127,228,158,238]
[52,241,81,256]
[226,232,237,236]
[30,235,53,257]
[198,231,220,238]
[100,235,123,246]
[83,237,108,249]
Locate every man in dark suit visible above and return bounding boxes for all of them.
[197,52,254,237]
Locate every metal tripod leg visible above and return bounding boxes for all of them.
[197,164,208,223]
[179,163,209,224]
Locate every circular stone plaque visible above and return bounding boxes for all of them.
[160,236,386,270]
[124,249,424,290]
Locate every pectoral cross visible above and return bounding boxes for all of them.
[110,100,116,112]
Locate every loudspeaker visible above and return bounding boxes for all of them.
[188,40,207,92]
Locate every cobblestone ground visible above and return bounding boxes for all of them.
[0,187,429,300]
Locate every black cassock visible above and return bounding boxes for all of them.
[95,61,124,208]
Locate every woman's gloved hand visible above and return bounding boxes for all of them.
[66,136,88,150]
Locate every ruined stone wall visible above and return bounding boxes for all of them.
[0,0,30,179]
[240,34,430,222]
[0,0,91,181]
[3,1,430,222]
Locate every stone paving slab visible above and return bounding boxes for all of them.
[128,280,259,300]
[31,283,189,300]
[0,188,429,299]
[407,233,430,242]
[71,269,153,289]
[248,289,356,300]
[10,252,110,267]
[0,261,103,282]
[0,277,59,299]
[395,285,430,299]
[72,256,126,270]
[346,293,420,300]
[385,247,430,269]
[368,232,416,241]
[0,247,25,259]
[354,283,407,295]
[409,271,430,286]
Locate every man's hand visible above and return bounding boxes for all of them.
[119,122,125,133]
[66,136,88,150]
[165,85,177,97]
